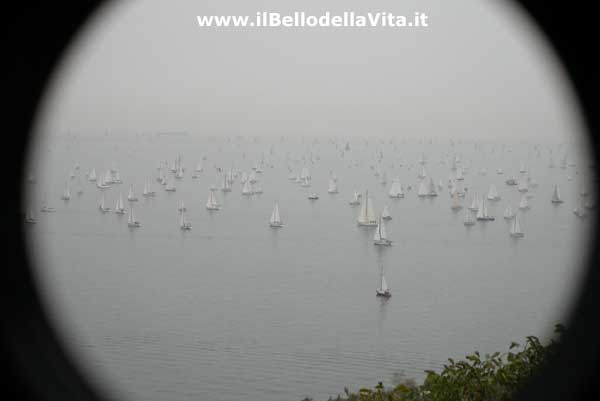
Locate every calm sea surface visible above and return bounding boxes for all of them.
[26,136,593,401]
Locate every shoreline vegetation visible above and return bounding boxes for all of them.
[302,324,565,401]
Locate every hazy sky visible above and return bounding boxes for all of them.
[34,0,585,142]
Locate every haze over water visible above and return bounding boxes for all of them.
[26,134,591,401]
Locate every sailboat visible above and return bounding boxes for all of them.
[381,205,392,220]
[180,210,192,230]
[76,176,84,195]
[126,184,138,201]
[206,189,221,210]
[487,184,500,201]
[456,168,464,181]
[519,194,530,210]
[505,176,518,186]
[519,162,527,173]
[178,201,186,212]
[476,198,495,221]
[573,196,587,218]
[60,182,71,200]
[517,177,529,193]
[376,265,391,297]
[165,177,176,192]
[88,168,97,182]
[308,192,319,200]
[242,180,253,195]
[25,207,36,224]
[221,175,232,192]
[99,193,110,213]
[373,215,392,246]
[451,191,462,211]
[41,192,55,213]
[327,179,338,194]
[427,177,438,197]
[551,184,563,203]
[349,190,361,206]
[417,180,428,197]
[143,179,156,197]
[115,193,126,214]
[468,193,480,211]
[509,214,524,238]
[503,204,515,219]
[357,190,377,226]
[463,208,475,226]
[128,205,141,227]
[269,202,284,228]
[389,180,404,198]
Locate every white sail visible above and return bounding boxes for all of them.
[464,208,475,225]
[469,193,479,211]
[270,202,283,226]
[206,189,220,210]
[487,184,499,200]
[328,179,338,193]
[389,180,404,198]
[88,168,97,181]
[357,190,377,226]
[519,194,529,210]
[242,179,253,195]
[381,205,391,220]
[350,190,361,205]
[510,215,524,237]
[551,184,562,203]
[451,191,462,210]
[61,182,71,200]
[504,204,514,219]
[417,181,428,197]
[128,184,138,200]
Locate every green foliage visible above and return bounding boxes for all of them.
[307,324,564,401]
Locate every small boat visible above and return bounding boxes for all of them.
[128,205,141,227]
[242,180,253,195]
[505,176,518,186]
[510,214,524,238]
[221,175,232,192]
[327,179,338,194]
[165,177,176,192]
[269,202,284,228]
[25,207,36,224]
[206,189,221,210]
[381,205,392,220]
[427,177,438,197]
[573,196,587,218]
[417,180,428,197]
[476,198,495,221]
[349,190,361,206]
[519,194,530,210]
[517,177,529,193]
[177,201,186,212]
[551,184,563,203]
[98,194,111,213]
[503,204,515,219]
[127,184,139,201]
[143,180,156,197]
[376,265,391,297]
[451,191,463,211]
[373,215,392,246]
[487,184,501,201]
[253,182,263,194]
[180,210,192,230]
[60,182,71,200]
[357,190,377,226]
[308,192,319,200]
[463,208,475,226]
[88,168,97,182]
[519,162,527,173]
[115,193,126,214]
[468,193,480,211]
[388,179,404,198]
